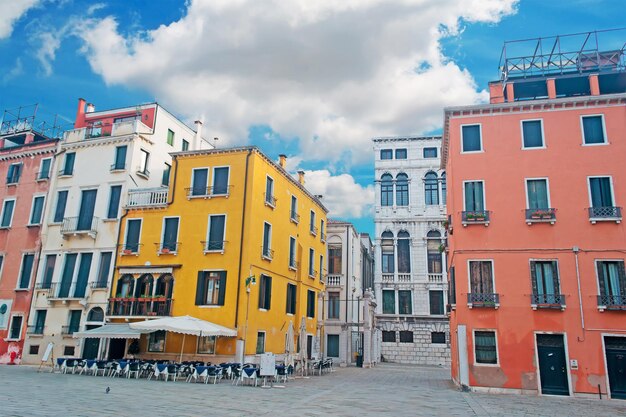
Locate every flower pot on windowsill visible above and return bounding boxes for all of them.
[122,249,133,255]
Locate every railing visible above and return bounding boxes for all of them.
[61,325,80,335]
[310,226,318,236]
[64,120,152,143]
[108,297,173,317]
[597,294,626,310]
[588,206,622,222]
[382,274,394,282]
[156,242,180,255]
[428,273,443,283]
[6,174,19,184]
[462,210,490,225]
[321,232,326,242]
[290,212,300,223]
[136,167,150,178]
[120,243,142,255]
[61,216,98,236]
[309,269,318,278]
[398,274,411,282]
[186,185,232,198]
[58,168,73,177]
[261,247,274,260]
[90,281,108,289]
[126,188,168,208]
[525,208,556,224]
[110,163,126,171]
[36,170,50,181]
[326,275,341,286]
[27,325,45,335]
[531,293,566,309]
[35,282,54,291]
[467,293,500,308]
[288,260,299,270]
[202,240,226,252]
[264,193,277,207]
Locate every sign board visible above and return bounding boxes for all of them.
[42,342,54,362]
[259,352,276,376]
[570,359,578,370]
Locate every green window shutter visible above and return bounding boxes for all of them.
[529,261,538,294]
[217,272,226,306]
[266,277,272,310]
[551,261,560,294]
[195,272,205,305]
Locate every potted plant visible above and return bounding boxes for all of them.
[438,244,446,253]
[161,247,171,254]
[122,249,132,255]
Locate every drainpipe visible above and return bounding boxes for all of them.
[345,227,350,363]
[109,209,129,301]
[573,246,585,341]
[167,155,179,205]
[235,149,254,329]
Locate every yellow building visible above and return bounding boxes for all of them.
[108,146,327,363]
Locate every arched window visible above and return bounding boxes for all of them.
[441,172,446,205]
[397,231,411,273]
[155,274,174,299]
[381,174,393,206]
[135,274,154,298]
[381,231,394,273]
[116,274,134,297]
[87,307,104,322]
[396,173,409,206]
[425,172,439,205]
[426,230,442,274]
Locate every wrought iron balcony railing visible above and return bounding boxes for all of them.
[120,243,142,255]
[36,170,51,181]
[467,292,500,308]
[186,185,232,198]
[597,294,626,310]
[110,163,126,171]
[108,297,173,317]
[525,208,556,224]
[27,325,45,335]
[461,210,490,226]
[588,206,622,223]
[202,240,226,253]
[61,325,80,335]
[531,293,566,309]
[261,246,274,260]
[264,193,277,207]
[61,216,98,237]
[310,225,318,236]
[156,242,180,255]
[90,281,109,289]
[290,211,300,223]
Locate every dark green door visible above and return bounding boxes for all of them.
[605,337,626,400]
[77,189,97,231]
[82,325,100,360]
[537,334,569,396]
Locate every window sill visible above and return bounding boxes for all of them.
[14,288,30,292]
[0,226,11,230]
[531,304,566,311]
[597,305,626,312]
[473,362,500,368]
[28,333,44,338]
[4,338,21,342]
[462,221,489,227]
[467,303,499,309]
[521,146,546,150]
[6,182,18,187]
[198,305,222,309]
[261,255,273,262]
[157,251,177,256]
[258,308,268,312]
[136,171,150,180]
[58,174,73,178]
[36,178,50,182]
[290,218,299,225]
[582,141,609,147]
[460,150,484,154]
[288,265,297,271]
[110,168,126,173]
[203,250,225,255]
[120,252,140,256]
[264,201,276,209]
[26,223,41,228]
[589,217,622,224]
[102,218,118,223]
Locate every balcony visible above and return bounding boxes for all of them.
[108,297,173,317]
[61,216,98,238]
[156,242,180,255]
[120,243,142,256]
[326,275,341,286]
[597,294,626,311]
[462,210,490,226]
[321,232,326,242]
[36,171,51,181]
[61,325,80,336]
[64,119,152,144]
[525,208,556,225]
[531,293,566,310]
[202,240,226,254]
[35,282,54,292]
[588,206,622,224]
[467,293,500,309]
[90,281,108,290]
[136,167,150,179]
[261,247,274,261]
[398,274,411,282]
[126,188,168,208]
[290,212,300,224]
[186,185,232,199]
[310,226,318,236]
[382,274,394,282]
[27,325,45,335]
[309,269,318,279]
[428,273,444,283]
[264,194,277,208]
[110,163,126,172]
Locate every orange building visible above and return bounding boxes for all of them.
[443,32,626,399]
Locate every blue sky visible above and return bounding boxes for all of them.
[1,0,624,236]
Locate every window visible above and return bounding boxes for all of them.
[162,164,171,187]
[0,299,10,329]
[306,290,316,318]
[191,168,208,196]
[63,346,75,356]
[381,231,394,273]
[469,261,494,295]
[286,283,296,314]
[258,274,272,310]
[319,255,324,281]
[265,176,275,206]
[464,181,485,211]
[161,217,179,252]
[0,199,15,228]
[396,173,409,206]
[29,196,45,225]
[262,222,272,259]
[113,145,127,170]
[290,196,298,222]
[17,254,35,289]
[380,149,393,159]
[38,158,52,180]
[395,148,407,159]
[8,315,23,340]
[530,261,561,303]
[182,139,189,151]
[328,292,340,319]
[195,271,226,306]
[423,147,438,158]
[596,260,625,305]
[124,219,142,252]
[429,290,444,315]
[522,120,544,148]
[62,152,75,176]
[107,185,122,219]
[29,345,40,355]
[308,248,315,276]
[432,332,446,344]
[382,290,395,314]
[474,331,497,364]
[53,190,68,223]
[288,237,296,269]
[310,210,316,234]
[461,124,482,152]
[197,336,216,354]
[256,331,266,354]
[380,174,393,206]
[212,167,229,195]
[397,231,410,273]
[449,266,456,305]
[589,177,614,209]
[441,172,446,205]
[320,219,325,240]
[398,290,412,314]
[95,252,112,287]
[399,331,414,343]
[6,163,22,184]
[526,179,549,209]
[148,330,166,352]
[427,231,442,274]
[138,149,150,175]
[327,334,339,357]
[58,254,77,298]
[382,331,396,342]
[41,255,56,289]
[73,253,93,298]
[328,246,342,274]
[582,115,606,144]
[67,310,81,334]
[206,215,225,251]
[167,129,175,146]
[425,172,439,205]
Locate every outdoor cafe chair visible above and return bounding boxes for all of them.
[187,366,208,383]
[206,366,222,385]
[62,359,79,374]
[80,360,98,376]
[109,362,128,378]
[164,364,178,382]
[275,365,288,383]
[94,361,108,377]
[238,367,258,387]
[148,363,166,381]
[127,362,141,379]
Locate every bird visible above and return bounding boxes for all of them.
[105,387,110,394]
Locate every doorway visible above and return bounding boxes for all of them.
[82,325,101,359]
[307,335,313,360]
[108,338,126,360]
[605,336,626,400]
[536,334,569,396]
[77,189,97,231]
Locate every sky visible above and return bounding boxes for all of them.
[0,0,624,236]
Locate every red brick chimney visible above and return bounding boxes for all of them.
[75,98,86,128]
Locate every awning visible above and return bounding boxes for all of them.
[129,315,237,337]
[73,323,151,339]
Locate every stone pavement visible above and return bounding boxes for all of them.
[1,363,625,416]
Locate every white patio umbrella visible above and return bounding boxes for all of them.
[285,321,295,368]
[130,315,237,361]
[298,317,307,374]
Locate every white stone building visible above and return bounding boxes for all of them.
[23,99,211,363]
[372,136,450,366]
[323,220,375,366]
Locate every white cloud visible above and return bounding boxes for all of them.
[0,0,39,39]
[2,58,24,84]
[301,170,374,218]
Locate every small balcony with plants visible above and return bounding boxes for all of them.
[467,292,499,309]
[461,210,490,226]
[108,297,173,317]
[530,293,565,310]
[525,208,556,225]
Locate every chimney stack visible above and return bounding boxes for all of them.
[279,154,287,168]
[193,120,203,150]
[86,103,95,113]
[75,98,86,128]
[297,170,305,185]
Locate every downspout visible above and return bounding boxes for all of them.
[167,155,179,205]
[235,149,253,328]
[109,209,129,301]
[345,227,350,363]
[573,246,586,342]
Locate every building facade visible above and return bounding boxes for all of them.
[373,137,450,366]
[324,220,375,366]
[444,33,626,399]
[22,99,207,363]
[108,148,327,363]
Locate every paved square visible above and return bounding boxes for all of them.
[1,364,625,416]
